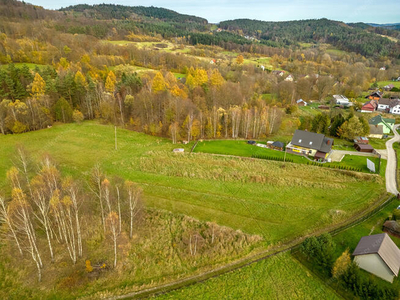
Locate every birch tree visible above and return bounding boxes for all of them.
[125,181,142,239]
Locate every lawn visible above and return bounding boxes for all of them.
[369,137,390,149]
[194,139,385,174]
[156,252,340,300]
[375,80,400,89]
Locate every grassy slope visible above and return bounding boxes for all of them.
[0,123,385,245]
[155,252,340,300]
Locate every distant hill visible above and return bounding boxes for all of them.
[368,23,400,30]
[60,4,208,24]
[219,18,399,57]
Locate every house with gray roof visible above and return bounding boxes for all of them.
[369,124,384,139]
[353,233,400,283]
[286,130,333,160]
[377,98,391,112]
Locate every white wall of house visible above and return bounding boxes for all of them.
[390,105,400,114]
[354,254,395,283]
[378,104,389,111]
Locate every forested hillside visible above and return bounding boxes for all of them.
[60,4,207,24]
[220,19,400,58]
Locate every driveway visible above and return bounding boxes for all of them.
[385,124,400,195]
[328,150,383,162]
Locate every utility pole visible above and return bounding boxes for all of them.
[115,125,117,150]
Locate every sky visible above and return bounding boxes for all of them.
[29,0,400,24]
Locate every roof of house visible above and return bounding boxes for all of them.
[353,233,400,276]
[369,124,384,135]
[272,141,285,148]
[363,100,378,109]
[290,130,333,153]
[365,91,383,98]
[333,95,349,102]
[369,115,395,126]
[355,143,374,150]
[296,99,306,104]
[390,99,400,108]
[379,98,392,106]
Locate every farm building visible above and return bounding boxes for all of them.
[369,125,384,139]
[369,115,395,133]
[354,143,374,153]
[353,233,400,283]
[286,130,333,160]
[361,100,378,113]
[296,99,307,106]
[365,91,382,100]
[284,74,294,82]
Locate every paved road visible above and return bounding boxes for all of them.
[385,124,400,195]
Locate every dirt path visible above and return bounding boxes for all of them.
[385,124,400,195]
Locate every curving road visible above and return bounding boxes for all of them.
[385,124,400,195]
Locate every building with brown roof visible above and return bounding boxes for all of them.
[353,233,400,282]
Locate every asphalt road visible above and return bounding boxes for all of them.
[385,124,400,195]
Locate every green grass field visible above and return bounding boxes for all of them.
[156,252,340,299]
[0,122,389,299]
[0,123,385,243]
[194,139,385,174]
[375,80,400,89]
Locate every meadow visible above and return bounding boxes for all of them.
[156,252,340,300]
[0,122,387,298]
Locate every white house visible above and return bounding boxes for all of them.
[389,99,400,115]
[353,233,400,283]
[296,99,307,106]
[377,98,391,111]
[333,95,352,106]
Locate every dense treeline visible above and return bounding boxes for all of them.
[220,19,400,58]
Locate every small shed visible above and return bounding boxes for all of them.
[353,233,400,282]
[271,141,285,151]
[173,148,184,153]
[354,143,374,153]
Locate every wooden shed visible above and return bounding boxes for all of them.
[354,143,374,153]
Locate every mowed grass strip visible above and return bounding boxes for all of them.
[195,139,385,174]
[0,122,385,245]
[156,252,340,300]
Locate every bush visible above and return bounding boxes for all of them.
[72,110,84,123]
[300,233,336,272]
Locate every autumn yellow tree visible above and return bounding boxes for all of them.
[332,249,351,277]
[210,69,224,87]
[105,71,117,93]
[236,55,244,64]
[31,73,46,99]
[151,71,167,93]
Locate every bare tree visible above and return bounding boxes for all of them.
[0,196,23,256]
[89,164,106,234]
[125,181,142,239]
[106,211,119,268]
